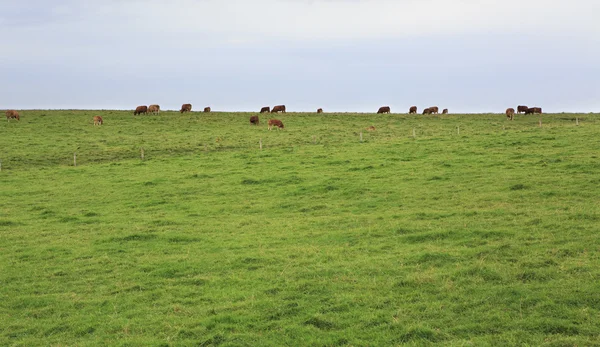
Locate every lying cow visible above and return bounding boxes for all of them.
[268,119,284,130]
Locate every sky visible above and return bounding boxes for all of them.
[1,0,599,113]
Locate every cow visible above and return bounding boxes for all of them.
[422,108,433,115]
[5,110,19,121]
[148,104,160,114]
[524,107,542,115]
[377,106,391,114]
[204,107,211,113]
[134,106,148,115]
[272,105,286,113]
[409,106,417,114]
[506,108,515,120]
[93,115,103,126]
[317,108,323,113]
[180,104,192,113]
[366,125,376,131]
[429,106,439,114]
[268,119,284,130]
[260,106,270,113]
[517,105,529,114]
[250,115,259,125]
[442,109,448,114]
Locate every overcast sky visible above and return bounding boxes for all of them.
[1,0,599,112]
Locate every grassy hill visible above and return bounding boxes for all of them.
[1,110,599,345]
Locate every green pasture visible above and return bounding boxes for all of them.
[1,110,599,346]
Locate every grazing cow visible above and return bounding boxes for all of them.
[268,119,284,130]
[524,107,542,115]
[204,107,211,113]
[442,109,448,114]
[134,106,148,115]
[260,106,270,113]
[93,115,103,126]
[366,125,376,131]
[272,105,286,113]
[506,108,515,120]
[250,115,259,125]
[422,108,433,115]
[429,106,439,114]
[517,105,529,114]
[377,106,391,114]
[180,104,192,113]
[317,108,323,113]
[148,104,160,114]
[5,110,20,121]
[409,106,417,114]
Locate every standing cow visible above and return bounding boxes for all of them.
[268,119,284,130]
[506,108,515,120]
[272,105,286,113]
[442,109,448,114]
[204,107,211,113]
[409,106,417,114]
[429,106,439,114]
[377,106,391,114]
[250,115,259,125]
[148,104,160,114]
[422,108,433,115]
[524,107,542,115]
[180,104,192,113]
[317,108,323,113]
[260,106,270,113]
[517,105,529,114]
[93,115,103,125]
[134,106,148,115]
[5,110,20,121]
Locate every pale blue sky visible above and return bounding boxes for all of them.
[1,0,599,112]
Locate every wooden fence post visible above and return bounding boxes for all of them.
[74,152,77,167]
[141,147,144,160]
[259,138,263,150]
[457,126,460,135]
[576,117,579,126]
[412,128,416,138]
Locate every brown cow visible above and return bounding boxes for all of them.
[260,106,270,113]
[377,106,391,114]
[93,115,103,126]
[524,107,542,115]
[429,106,439,114]
[148,104,160,114]
[506,108,515,120]
[268,119,284,130]
[422,108,432,115]
[366,125,376,131]
[442,109,448,114]
[409,106,417,114]
[250,115,259,125]
[204,107,211,113]
[317,108,323,113]
[272,105,286,113]
[517,105,528,114]
[134,106,148,115]
[5,110,20,121]
[180,104,192,113]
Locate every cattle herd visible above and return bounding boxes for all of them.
[4,104,544,127]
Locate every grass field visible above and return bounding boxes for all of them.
[1,110,599,346]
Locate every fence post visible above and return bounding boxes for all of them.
[457,126,460,135]
[412,128,416,138]
[74,152,77,167]
[141,147,144,160]
[259,138,263,150]
[576,117,579,126]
